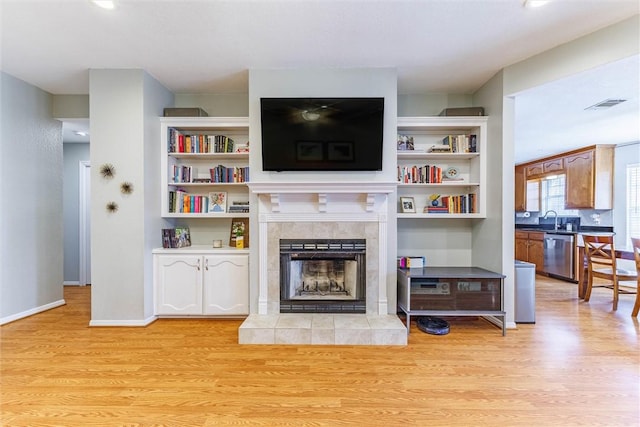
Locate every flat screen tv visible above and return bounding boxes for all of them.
[260,97,384,171]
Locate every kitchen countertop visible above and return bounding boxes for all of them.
[515,224,614,236]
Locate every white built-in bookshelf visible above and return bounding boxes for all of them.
[160,117,250,218]
[396,116,487,218]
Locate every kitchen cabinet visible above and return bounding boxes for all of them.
[154,249,249,316]
[543,158,564,174]
[515,165,526,212]
[515,230,545,273]
[526,162,543,178]
[564,145,613,209]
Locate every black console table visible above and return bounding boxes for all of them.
[397,266,506,335]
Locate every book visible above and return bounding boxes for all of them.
[398,256,425,268]
[208,192,227,213]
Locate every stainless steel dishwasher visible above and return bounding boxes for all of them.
[543,233,576,282]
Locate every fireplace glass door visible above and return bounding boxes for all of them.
[280,239,366,313]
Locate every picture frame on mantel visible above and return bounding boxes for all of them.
[229,217,249,248]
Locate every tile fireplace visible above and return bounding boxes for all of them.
[239,182,407,345]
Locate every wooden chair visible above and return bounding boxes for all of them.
[631,237,640,317]
[583,234,637,311]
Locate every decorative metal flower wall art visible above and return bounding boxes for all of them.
[106,201,119,213]
[120,181,134,195]
[100,163,116,179]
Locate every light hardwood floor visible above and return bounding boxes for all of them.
[1,276,639,426]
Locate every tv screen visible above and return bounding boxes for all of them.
[260,97,384,171]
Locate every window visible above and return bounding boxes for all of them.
[627,163,640,239]
[540,175,578,215]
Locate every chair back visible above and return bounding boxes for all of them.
[582,234,617,272]
[632,237,640,274]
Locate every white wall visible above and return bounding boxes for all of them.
[247,68,398,313]
[89,69,173,325]
[143,73,175,318]
[473,70,515,327]
[1,72,65,324]
[63,143,90,283]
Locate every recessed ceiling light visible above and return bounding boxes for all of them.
[92,0,115,10]
[524,0,551,8]
[74,131,89,136]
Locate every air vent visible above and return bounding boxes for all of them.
[585,99,627,110]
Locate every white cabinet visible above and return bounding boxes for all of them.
[155,254,203,315]
[396,116,487,218]
[203,254,249,315]
[154,248,249,316]
[160,117,250,218]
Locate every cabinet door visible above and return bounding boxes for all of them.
[515,237,529,262]
[565,150,594,208]
[526,163,543,178]
[543,158,564,174]
[528,237,545,273]
[155,255,203,315]
[514,165,526,212]
[203,255,249,315]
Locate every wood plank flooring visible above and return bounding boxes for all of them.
[1,276,639,426]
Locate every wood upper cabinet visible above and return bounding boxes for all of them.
[526,162,544,178]
[515,165,526,212]
[565,145,613,209]
[543,158,564,174]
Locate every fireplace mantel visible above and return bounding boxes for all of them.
[249,182,396,214]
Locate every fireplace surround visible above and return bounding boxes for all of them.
[239,182,407,345]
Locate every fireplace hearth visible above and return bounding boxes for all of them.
[280,239,366,313]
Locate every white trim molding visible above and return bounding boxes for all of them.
[0,299,66,325]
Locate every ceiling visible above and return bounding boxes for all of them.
[1,1,638,161]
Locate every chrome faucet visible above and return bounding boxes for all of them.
[542,210,559,230]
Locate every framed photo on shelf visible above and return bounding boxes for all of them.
[400,197,416,213]
[208,191,227,213]
[229,217,249,248]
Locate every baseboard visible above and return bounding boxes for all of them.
[63,281,81,286]
[0,299,66,325]
[89,315,157,327]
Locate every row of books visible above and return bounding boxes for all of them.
[161,227,191,248]
[168,128,235,153]
[429,134,477,153]
[424,193,477,214]
[170,165,250,183]
[168,190,225,214]
[209,165,250,183]
[398,165,443,184]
